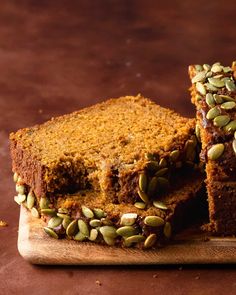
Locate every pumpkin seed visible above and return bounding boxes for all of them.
[78,219,89,237]
[13,172,18,183]
[196,82,206,95]
[26,191,35,209]
[147,177,158,196]
[139,173,147,192]
[233,140,236,154]
[155,167,169,177]
[81,206,94,219]
[153,200,168,210]
[226,80,236,91]
[145,152,156,161]
[18,194,26,203]
[116,226,138,237]
[206,93,215,107]
[144,233,157,249]
[163,222,172,239]
[223,66,232,73]
[203,64,211,71]
[74,231,87,241]
[138,189,149,203]
[206,106,220,120]
[195,64,203,71]
[144,216,165,227]
[16,184,25,195]
[219,95,235,102]
[48,216,62,228]
[100,226,117,239]
[220,101,236,110]
[170,150,180,162]
[208,77,225,88]
[44,227,58,239]
[212,62,221,67]
[225,120,236,132]
[213,94,224,104]
[124,235,145,247]
[93,208,105,219]
[146,161,159,172]
[235,131,236,139]
[39,197,49,209]
[14,195,21,205]
[103,236,115,246]
[134,202,146,209]
[66,220,78,237]
[207,143,225,160]
[204,82,218,92]
[62,217,72,229]
[31,207,40,218]
[156,177,169,190]
[213,115,230,127]
[101,218,113,226]
[159,158,167,168]
[195,124,201,141]
[57,213,70,219]
[89,229,98,241]
[214,74,223,79]
[58,208,69,214]
[196,94,202,101]
[191,71,206,83]
[41,208,56,216]
[89,219,102,227]
[120,213,137,226]
[211,64,223,73]
[233,61,236,68]
[206,71,213,78]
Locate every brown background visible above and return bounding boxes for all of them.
[0,1,236,294]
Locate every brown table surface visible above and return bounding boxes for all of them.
[1,1,236,294]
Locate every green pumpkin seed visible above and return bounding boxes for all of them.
[31,207,40,218]
[134,202,146,209]
[62,217,72,229]
[144,216,165,227]
[170,150,180,162]
[184,139,196,161]
[48,216,62,228]
[195,124,201,141]
[18,194,26,203]
[44,227,58,239]
[163,222,172,239]
[153,200,168,210]
[196,82,206,95]
[73,231,86,241]
[208,77,225,88]
[14,195,21,205]
[155,167,169,177]
[159,158,167,168]
[100,226,117,239]
[220,101,236,110]
[147,177,158,196]
[233,140,236,154]
[103,236,115,246]
[145,152,156,161]
[124,235,145,247]
[138,189,149,203]
[204,82,218,92]
[211,64,223,73]
[206,71,213,78]
[120,213,137,226]
[57,213,70,219]
[226,80,236,92]
[207,143,225,160]
[213,115,230,127]
[213,94,224,104]
[78,219,89,237]
[139,173,147,192]
[26,191,35,209]
[13,172,18,183]
[81,206,94,219]
[224,120,236,132]
[101,218,113,226]
[157,177,169,190]
[214,74,223,79]
[58,208,69,214]
[66,220,78,237]
[116,226,138,237]
[206,93,215,107]
[196,94,202,101]
[203,64,211,71]
[39,197,49,209]
[89,229,98,241]
[89,219,102,227]
[191,71,206,83]
[16,184,25,195]
[41,209,56,216]
[206,106,220,120]
[219,95,235,102]
[223,66,232,73]
[146,161,159,172]
[93,208,105,219]
[195,64,203,71]
[234,131,236,139]
[212,62,221,67]
[144,233,157,249]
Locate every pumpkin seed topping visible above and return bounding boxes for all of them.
[163,222,172,239]
[48,217,62,228]
[120,213,137,226]
[89,229,98,241]
[56,213,70,219]
[195,64,203,71]
[196,82,206,95]
[74,231,87,241]
[207,143,225,160]
[206,107,220,120]
[62,217,72,230]
[81,206,94,219]
[224,120,236,132]
[170,150,180,162]
[41,209,56,216]
[219,95,235,102]
[100,226,117,239]
[31,207,40,218]
[134,202,146,209]
[204,83,218,92]
[233,140,236,154]
[139,173,147,192]
[159,158,167,168]
[66,220,78,237]
[147,177,158,196]
[13,172,18,183]
[78,219,89,237]
[144,233,157,249]
[223,66,232,73]
[103,236,115,246]
[213,94,224,104]
[26,192,35,209]
[89,219,102,227]
[39,197,49,209]
[203,64,211,71]
[225,80,236,91]
[155,167,169,177]
[213,115,230,127]
[206,93,215,107]
[138,189,149,203]
[221,101,236,110]
[146,161,159,172]
[93,208,105,219]
[211,64,223,73]
[44,227,58,239]
[153,200,168,210]
[116,226,138,237]
[144,216,165,227]
[16,184,25,195]
[195,124,201,141]
[208,77,225,88]
[124,235,145,247]
[191,71,206,83]
[17,194,26,203]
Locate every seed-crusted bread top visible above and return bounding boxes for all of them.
[10,95,195,197]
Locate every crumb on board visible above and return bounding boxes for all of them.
[95,280,102,286]
[0,220,8,227]
[153,274,158,278]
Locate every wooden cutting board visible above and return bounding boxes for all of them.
[17,206,236,265]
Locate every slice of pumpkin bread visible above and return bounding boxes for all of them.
[189,61,236,235]
[10,95,200,205]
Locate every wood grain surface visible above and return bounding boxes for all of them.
[18,206,236,265]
